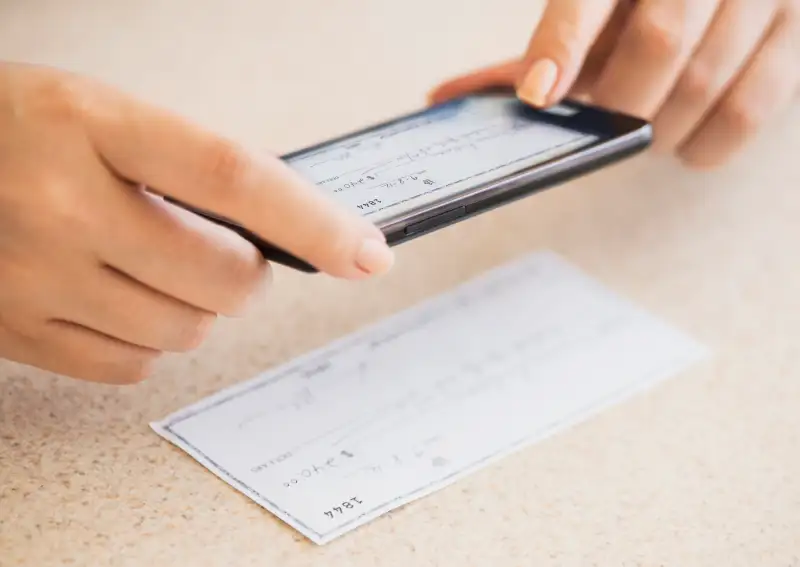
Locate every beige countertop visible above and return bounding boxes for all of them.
[2,1,799,565]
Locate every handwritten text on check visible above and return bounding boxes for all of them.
[152,251,707,544]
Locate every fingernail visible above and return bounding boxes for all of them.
[355,238,394,276]
[517,59,559,107]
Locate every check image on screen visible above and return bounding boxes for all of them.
[284,95,599,224]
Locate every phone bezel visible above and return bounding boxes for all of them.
[173,91,652,273]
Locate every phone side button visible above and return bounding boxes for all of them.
[404,206,467,236]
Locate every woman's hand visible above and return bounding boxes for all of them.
[430,0,799,168]
[0,63,394,384]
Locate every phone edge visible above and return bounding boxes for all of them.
[383,123,653,249]
[270,122,652,273]
[167,106,652,274]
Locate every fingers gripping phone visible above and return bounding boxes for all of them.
[175,90,651,273]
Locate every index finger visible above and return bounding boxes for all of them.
[85,86,394,280]
[516,0,621,107]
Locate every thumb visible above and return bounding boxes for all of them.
[429,1,630,109]
[516,0,618,107]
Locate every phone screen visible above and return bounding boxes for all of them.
[284,94,600,224]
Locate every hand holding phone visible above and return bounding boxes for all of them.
[0,63,392,385]
[175,90,651,272]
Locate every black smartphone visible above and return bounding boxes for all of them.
[175,89,651,272]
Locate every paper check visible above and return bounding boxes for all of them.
[152,251,707,544]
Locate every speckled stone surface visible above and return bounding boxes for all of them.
[1,1,799,566]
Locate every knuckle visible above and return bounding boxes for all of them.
[2,173,87,238]
[1,174,92,246]
[23,73,91,124]
[99,356,158,385]
[171,311,216,352]
[718,94,762,133]
[222,244,262,282]
[218,248,270,313]
[243,257,271,295]
[540,19,583,61]
[21,172,92,232]
[676,62,717,105]
[45,180,89,226]
[42,185,94,240]
[201,138,253,191]
[631,14,685,60]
